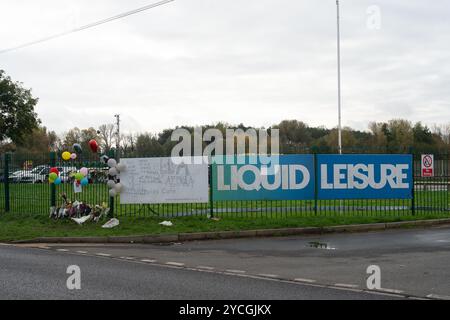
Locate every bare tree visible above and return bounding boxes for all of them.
[98,124,116,153]
[121,133,138,155]
[432,123,450,146]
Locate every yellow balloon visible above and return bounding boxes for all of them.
[62,151,71,161]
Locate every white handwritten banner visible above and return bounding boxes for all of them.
[119,157,209,204]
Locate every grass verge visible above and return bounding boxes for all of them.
[1,212,449,242]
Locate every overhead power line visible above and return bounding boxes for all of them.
[0,0,175,54]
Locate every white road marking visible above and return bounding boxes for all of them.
[258,274,280,278]
[166,262,185,267]
[294,278,317,283]
[335,283,359,289]
[367,291,405,298]
[197,266,215,270]
[225,269,246,274]
[409,297,429,300]
[76,251,88,254]
[96,253,111,257]
[427,294,450,300]
[377,288,404,294]
[56,249,69,252]
[141,259,157,263]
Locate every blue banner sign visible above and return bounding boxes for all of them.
[212,155,315,201]
[317,154,413,199]
[211,154,413,201]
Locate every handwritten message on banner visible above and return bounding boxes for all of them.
[120,157,209,204]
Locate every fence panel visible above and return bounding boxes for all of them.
[1,151,448,219]
[0,154,5,213]
[414,153,450,214]
[8,152,51,215]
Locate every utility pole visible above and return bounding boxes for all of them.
[114,114,120,161]
[336,0,343,155]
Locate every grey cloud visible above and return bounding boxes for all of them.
[1,0,449,135]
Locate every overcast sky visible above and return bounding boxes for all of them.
[1,0,449,135]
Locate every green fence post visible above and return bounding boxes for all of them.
[4,153,10,212]
[312,151,319,216]
[411,159,416,216]
[409,149,416,216]
[50,152,56,208]
[107,149,115,218]
[209,164,214,218]
[109,195,114,218]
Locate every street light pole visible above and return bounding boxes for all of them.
[114,114,120,161]
[336,0,343,155]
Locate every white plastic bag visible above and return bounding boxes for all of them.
[102,218,120,229]
[72,215,92,225]
[159,221,173,227]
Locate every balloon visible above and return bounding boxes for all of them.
[73,143,82,154]
[54,177,62,185]
[116,163,126,172]
[108,158,117,168]
[109,189,117,197]
[108,167,118,176]
[80,177,89,186]
[114,183,123,193]
[107,180,116,189]
[70,153,77,160]
[49,177,55,184]
[89,139,98,153]
[79,167,89,176]
[49,172,58,181]
[62,151,71,161]
[75,173,84,181]
[107,158,117,168]
[50,167,59,175]
[100,155,110,164]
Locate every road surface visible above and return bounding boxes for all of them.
[2,225,450,299]
[0,244,399,300]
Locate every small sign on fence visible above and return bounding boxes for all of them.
[421,154,434,177]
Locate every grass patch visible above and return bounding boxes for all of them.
[0,212,449,242]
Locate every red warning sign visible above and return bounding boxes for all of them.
[421,154,434,177]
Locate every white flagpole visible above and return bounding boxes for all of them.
[336,0,343,155]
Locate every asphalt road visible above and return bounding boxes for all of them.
[3,225,450,300]
[0,244,397,300]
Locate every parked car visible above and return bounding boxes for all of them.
[17,165,75,184]
[16,166,49,183]
[9,170,28,183]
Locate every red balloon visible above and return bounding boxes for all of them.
[50,167,59,175]
[89,139,98,153]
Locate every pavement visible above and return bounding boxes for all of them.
[2,225,450,300]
